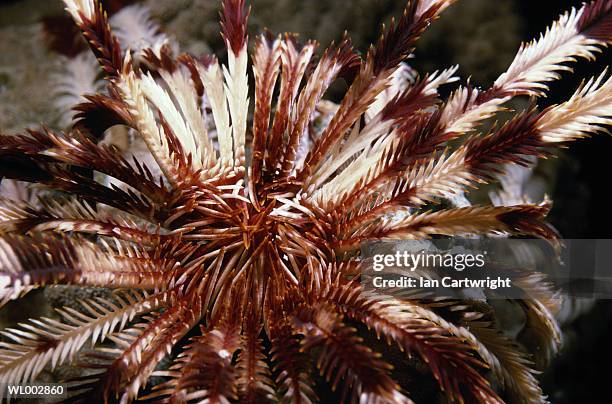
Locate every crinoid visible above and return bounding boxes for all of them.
[0,0,611,403]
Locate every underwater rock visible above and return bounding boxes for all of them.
[0,24,61,133]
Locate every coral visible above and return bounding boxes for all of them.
[0,0,611,403]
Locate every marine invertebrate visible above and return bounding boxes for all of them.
[0,0,611,403]
[110,4,171,59]
[53,52,104,127]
